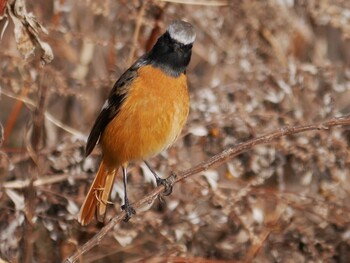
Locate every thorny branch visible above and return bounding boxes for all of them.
[64,116,350,263]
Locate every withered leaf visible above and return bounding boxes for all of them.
[6,0,53,64]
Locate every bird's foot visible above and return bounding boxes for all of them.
[121,202,136,222]
[156,173,176,196]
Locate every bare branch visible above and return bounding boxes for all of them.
[64,116,350,263]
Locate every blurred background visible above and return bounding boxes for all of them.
[1,0,350,262]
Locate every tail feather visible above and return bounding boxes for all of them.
[97,170,116,222]
[78,161,117,226]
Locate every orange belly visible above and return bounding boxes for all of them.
[100,65,189,168]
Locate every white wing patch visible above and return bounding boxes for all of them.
[101,100,109,111]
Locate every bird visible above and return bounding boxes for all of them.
[78,20,196,226]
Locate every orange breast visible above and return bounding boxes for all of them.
[100,65,189,168]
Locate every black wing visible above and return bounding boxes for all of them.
[85,59,146,157]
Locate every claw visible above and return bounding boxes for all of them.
[144,161,174,196]
[156,177,173,196]
[121,200,136,222]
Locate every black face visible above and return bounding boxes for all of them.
[147,32,193,77]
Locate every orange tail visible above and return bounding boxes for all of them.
[78,160,117,226]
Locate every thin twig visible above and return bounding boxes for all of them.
[3,85,29,145]
[127,1,147,66]
[30,84,48,150]
[2,173,88,189]
[1,89,86,139]
[0,121,3,147]
[64,116,350,263]
[244,204,286,262]
[155,0,229,6]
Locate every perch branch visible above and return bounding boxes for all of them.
[64,116,350,263]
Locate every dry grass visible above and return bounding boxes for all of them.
[1,0,350,262]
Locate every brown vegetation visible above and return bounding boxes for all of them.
[1,0,350,262]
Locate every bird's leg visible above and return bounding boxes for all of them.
[121,166,135,222]
[144,161,173,196]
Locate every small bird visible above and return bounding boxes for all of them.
[78,20,196,226]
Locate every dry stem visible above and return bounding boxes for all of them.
[127,1,148,66]
[22,77,49,263]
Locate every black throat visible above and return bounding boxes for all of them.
[146,32,193,78]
